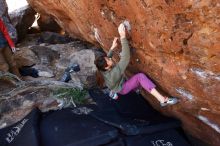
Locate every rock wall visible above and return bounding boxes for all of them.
[0,33,96,128]
[9,5,36,42]
[26,0,220,145]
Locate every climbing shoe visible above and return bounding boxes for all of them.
[160,97,178,107]
[109,91,119,100]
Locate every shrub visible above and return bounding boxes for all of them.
[53,88,87,107]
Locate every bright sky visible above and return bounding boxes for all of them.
[6,0,28,12]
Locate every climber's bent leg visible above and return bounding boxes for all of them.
[119,73,168,103]
[119,73,155,94]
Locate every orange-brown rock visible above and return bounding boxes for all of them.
[26,0,220,145]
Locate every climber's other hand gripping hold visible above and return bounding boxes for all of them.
[110,37,119,51]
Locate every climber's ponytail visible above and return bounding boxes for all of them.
[95,70,105,88]
[94,55,107,88]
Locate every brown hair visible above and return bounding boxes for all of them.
[94,55,107,88]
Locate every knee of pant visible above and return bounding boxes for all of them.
[137,73,145,79]
[0,63,9,72]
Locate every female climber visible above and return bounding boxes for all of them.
[94,23,178,107]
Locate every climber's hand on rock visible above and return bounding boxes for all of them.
[11,47,20,53]
[110,37,119,50]
[118,23,126,39]
[11,47,16,53]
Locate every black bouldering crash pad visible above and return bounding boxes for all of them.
[114,91,159,119]
[125,129,191,146]
[91,109,180,136]
[89,89,180,136]
[0,108,41,146]
[0,88,191,146]
[88,88,116,111]
[104,138,125,146]
[40,108,118,146]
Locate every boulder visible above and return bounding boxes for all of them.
[14,46,38,68]
[14,33,97,88]
[0,34,97,128]
[9,5,36,42]
[37,14,62,33]
[26,0,220,145]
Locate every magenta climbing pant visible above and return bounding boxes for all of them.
[118,73,156,95]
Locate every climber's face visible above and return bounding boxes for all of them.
[104,57,113,70]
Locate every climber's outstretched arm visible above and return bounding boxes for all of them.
[107,37,119,58]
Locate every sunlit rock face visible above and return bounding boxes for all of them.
[26,0,220,145]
